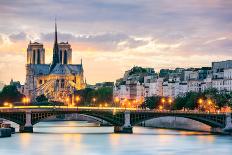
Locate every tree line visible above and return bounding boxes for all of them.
[141,88,232,111]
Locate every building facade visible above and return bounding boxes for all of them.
[24,23,86,102]
[114,60,232,103]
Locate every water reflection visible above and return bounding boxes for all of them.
[0,121,232,155]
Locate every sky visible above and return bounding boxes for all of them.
[0,0,232,85]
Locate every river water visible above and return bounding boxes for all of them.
[0,121,232,155]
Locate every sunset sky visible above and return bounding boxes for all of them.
[0,0,232,85]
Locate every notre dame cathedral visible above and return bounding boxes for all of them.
[24,22,86,102]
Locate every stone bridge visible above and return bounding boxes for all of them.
[0,107,232,134]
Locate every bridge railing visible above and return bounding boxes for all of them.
[0,106,228,115]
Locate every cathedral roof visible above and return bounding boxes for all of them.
[29,64,50,75]
[50,64,83,75]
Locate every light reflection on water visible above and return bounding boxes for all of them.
[0,121,232,155]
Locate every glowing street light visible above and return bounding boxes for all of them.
[76,96,80,102]
[198,98,203,104]
[114,97,120,103]
[207,99,212,105]
[168,98,172,104]
[159,105,163,111]
[92,97,96,102]
[22,97,30,105]
[92,97,97,106]
[3,102,9,107]
[161,98,165,104]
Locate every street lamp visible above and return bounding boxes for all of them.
[3,102,9,107]
[114,97,120,107]
[104,103,108,107]
[198,98,203,104]
[66,97,70,106]
[22,97,30,106]
[161,98,165,110]
[92,97,96,106]
[75,96,81,107]
[159,105,163,111]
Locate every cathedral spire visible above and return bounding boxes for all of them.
[55,18,58,45]
[50,19,60,72]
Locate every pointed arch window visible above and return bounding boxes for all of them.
[64,50,67,64]
[37,49,41,64]
[33,50,36,64]
[59,50,62,63]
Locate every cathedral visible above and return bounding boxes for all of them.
[24,22,86,103]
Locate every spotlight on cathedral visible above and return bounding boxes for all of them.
[24,21,86,103]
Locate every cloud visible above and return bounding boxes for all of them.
[39,32,149,51]
[9,32,27,42]
[0,0,232,84]
[0,35,3,44]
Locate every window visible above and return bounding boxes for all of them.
[37,49,40,64]
[59,50,62,63]
[33,50,36,64]
[61,79,65,88]
[64,50,67,64]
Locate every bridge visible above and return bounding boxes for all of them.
[0,106,232,134]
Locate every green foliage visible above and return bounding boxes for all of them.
[184,92,202,110]
[141,96,161,109]
[173,88,232,110]
[173,92,202,110]
[0,85,25,106]
[36,94,48,102]
[173,96,186,110]
[129,66,147,75]
[75,87,113,106]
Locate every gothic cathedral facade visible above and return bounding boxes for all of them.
[24,22,86,103]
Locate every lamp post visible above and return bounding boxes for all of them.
[66,97,70,107]
[75,96,80,107]
[22,97,30,106]
[92,97,96,106]
[168,98,172,111]
[114,97,120,107]
[161,98,165,111]
[198,98,203,111]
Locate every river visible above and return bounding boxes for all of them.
[0,121,232,155]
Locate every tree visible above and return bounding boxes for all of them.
[74,87,113,106]
[36,94,48,102]
[142,96,161,109]
[0,85,25,106]
[184,92,201,110]
[173,96,186,110]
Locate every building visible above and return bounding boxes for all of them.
[24,22,86,102]
[114,60,232,102]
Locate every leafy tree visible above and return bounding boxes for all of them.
[141,96,161,109]
[184,92,201,110]
[0,85,25,106]
[173,96,186,110]
[36,94,48,102]
[74,87,113,106]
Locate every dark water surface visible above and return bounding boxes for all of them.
[0,121,232,155]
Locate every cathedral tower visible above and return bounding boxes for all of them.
[27,42,45,64]
[58,42,72,64]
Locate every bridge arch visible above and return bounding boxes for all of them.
[130,113,226,128]
[31,111,124,126]
[0,112,25,126]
